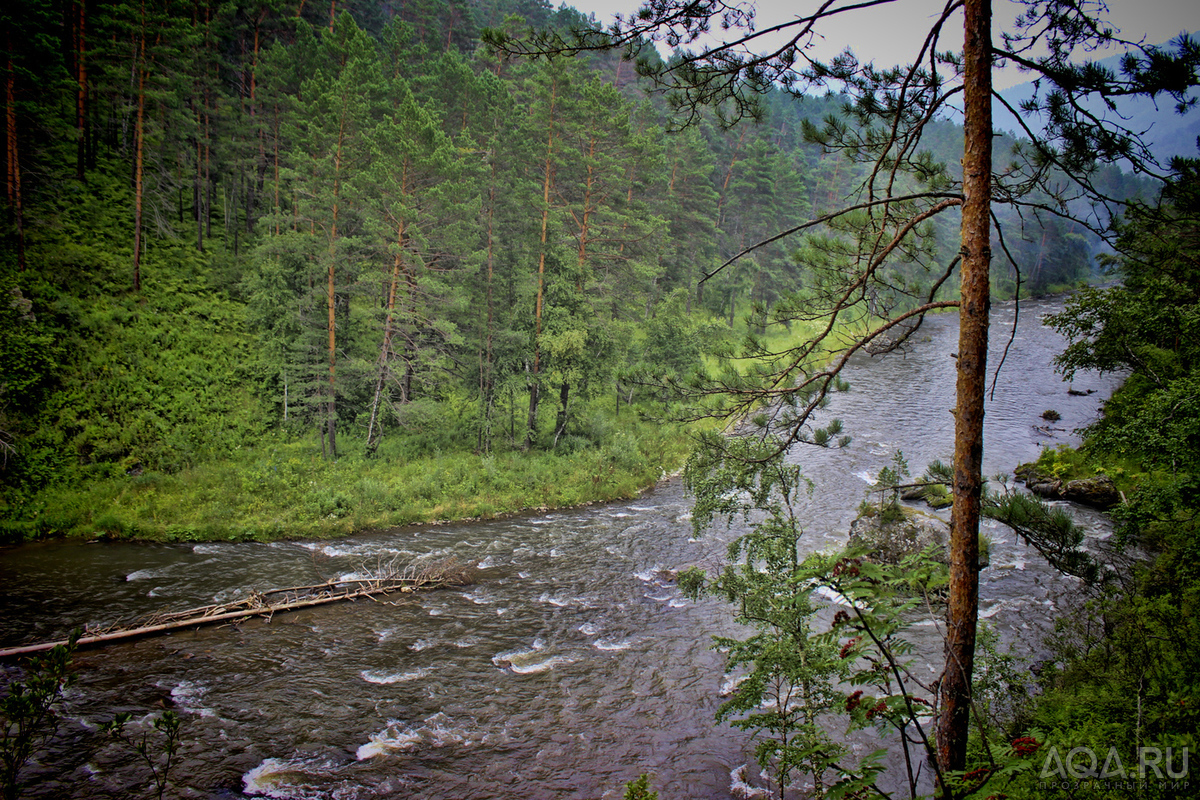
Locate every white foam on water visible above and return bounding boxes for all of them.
[578,622,601,636]
[361,668,429,685]
[729,764,769,798]
[529,518,554,525]
[628,505,657,511]
[493,638,573,673]
[168,679,216,718]
[374,627,399,643]
[244,756,333,797]
[813,584,854,607]
[356,712,476,761]
[462,588,495,605]
[409,638,434,652]
[451,637,479,649]
[979,602,1005,619]
[668,598,689,608]
[492,638,544,666]
[476,555,497,569]
[125,568,163,581]
[510,655,574,674]
[191,543,226,554]
[537,593,570,607]
[356,721,422,760]
[593,638,632,651]
[609,512,633,518]
[633,567,661,582]
[720,674,749,696]
[855,470,879,486]
[422,711,473,746]
[644,592,672,602]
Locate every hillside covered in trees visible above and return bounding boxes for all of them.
[0,0,1147,540]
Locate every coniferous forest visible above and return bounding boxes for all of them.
[3,1,1200,799]
[0,0,1152,540]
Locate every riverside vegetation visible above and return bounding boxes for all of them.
[0,0,1151,544]
[2,2,1197,797]
[672,162,1200,799]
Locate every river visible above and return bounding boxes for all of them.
[0,297,1121,799]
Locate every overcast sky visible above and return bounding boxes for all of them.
[566,0,1199,90]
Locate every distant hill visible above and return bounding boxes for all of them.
[995,32,1200,165]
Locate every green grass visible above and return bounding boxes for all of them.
[7,416,695,543]
[1023,442,1149,497]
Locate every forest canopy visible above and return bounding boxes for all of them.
[0,0,1166,539]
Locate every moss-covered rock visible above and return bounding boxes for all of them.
[848,508,950,565]
[1014,464,1121,510]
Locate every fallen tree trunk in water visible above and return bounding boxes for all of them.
[0,557,474,659]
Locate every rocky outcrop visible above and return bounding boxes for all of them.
[900,483,953,509]
[1015,466,1121,510]
[1061,475,1121,509]
[848,509,950,565]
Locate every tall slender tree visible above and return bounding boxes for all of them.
[361,77,475,454]
[285,14,382,457]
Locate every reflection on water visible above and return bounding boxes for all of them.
[0,298,1121,798]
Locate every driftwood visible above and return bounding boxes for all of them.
[0,557,474,659]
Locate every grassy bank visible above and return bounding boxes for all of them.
[3,417,693,543]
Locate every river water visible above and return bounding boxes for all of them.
[0,297,1121,799]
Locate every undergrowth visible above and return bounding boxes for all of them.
[3,415,693,543]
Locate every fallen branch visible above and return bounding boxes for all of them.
[0,557,474,659]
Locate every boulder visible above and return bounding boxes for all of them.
[1015,467,1121,510]
[848,509,950,565]
[1062,475,1120,510]
[1026,478,1064,500]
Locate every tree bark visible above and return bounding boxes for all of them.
[553,379,570,448]
[479,161,497,453]
[939,0,992,784]
[132,65,145,291]
[367,218,405,455]
[4,40,25,271]
[74,0,88,182]
[528,77,557,449]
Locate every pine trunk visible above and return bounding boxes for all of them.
[527,78,557,449]
[75,0,88,181]
[939,0,992,784]
[132,66,145,291]
[4,42,25,270]
[480,164,497,453]
[367,221,405,455]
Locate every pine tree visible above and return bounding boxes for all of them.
[361,77,475,454]
[283,14,383,457]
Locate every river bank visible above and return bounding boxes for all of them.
[3,417,696,544]
[0,294,1128,799]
